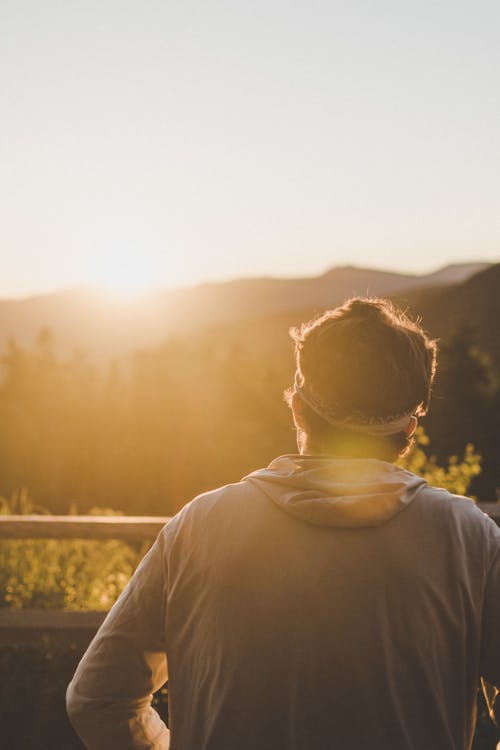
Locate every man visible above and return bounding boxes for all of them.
[67,297,500,749]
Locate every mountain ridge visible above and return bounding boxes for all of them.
[0,261,494,360]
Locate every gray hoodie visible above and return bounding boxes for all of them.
[67,456,500,750]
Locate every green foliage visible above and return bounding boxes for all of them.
[0,325,294,516]
[0,489,145,610]
[399,427,482,498]
[0,320,497,519]
[425,324,499,499]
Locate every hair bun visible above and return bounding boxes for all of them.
[347,299,382,314]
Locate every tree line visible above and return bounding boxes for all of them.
[0,317,498,516]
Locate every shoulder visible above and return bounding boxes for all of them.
[161,477,260,544]
[158,476,271,578]
[414,483,500,555]
[414,483,484,523]
[416,484,478,513]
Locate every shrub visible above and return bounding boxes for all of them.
[0,489,147,611]
[399,427,482,497]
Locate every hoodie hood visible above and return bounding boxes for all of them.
[245,455,427,528]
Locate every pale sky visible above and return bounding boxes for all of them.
[1,0,499,297]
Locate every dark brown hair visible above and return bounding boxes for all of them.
[287,297,438,458]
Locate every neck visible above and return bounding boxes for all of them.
[297,432,399,463]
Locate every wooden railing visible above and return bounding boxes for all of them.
[0,515,170,635]
[0,514,170,542]
[1,505,499,635]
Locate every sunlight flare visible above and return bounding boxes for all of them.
[89,251,160,298]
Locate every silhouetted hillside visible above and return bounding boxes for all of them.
[0,262,491,360]
[395,263,500,367]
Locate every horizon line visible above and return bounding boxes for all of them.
[1,258,496,303]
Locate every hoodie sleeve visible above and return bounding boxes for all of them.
[480,521,500,699]
[66,529,170,750]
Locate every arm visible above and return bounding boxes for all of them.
[481,679,499,727]
[66,531,170,750]
[480,524,500,724]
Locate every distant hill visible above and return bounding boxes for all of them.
[0,261,492,360]
[417,262,491,286]
[395,263,500,367]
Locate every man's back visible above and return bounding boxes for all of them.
[67,299,500,750]
[68,455,500,749]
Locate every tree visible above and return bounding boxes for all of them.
[425,324,499,500]
[400,428,481,498]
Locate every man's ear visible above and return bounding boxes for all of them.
[405,416,418,437]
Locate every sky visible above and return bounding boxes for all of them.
[1,0,499,298]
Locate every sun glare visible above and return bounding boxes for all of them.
[90,252,160,299]
[99,273,154,298]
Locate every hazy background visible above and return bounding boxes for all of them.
[2,7,500,747]
[1,0,499,297]
[0,1,499,512]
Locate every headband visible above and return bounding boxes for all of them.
[293,372,413,437]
